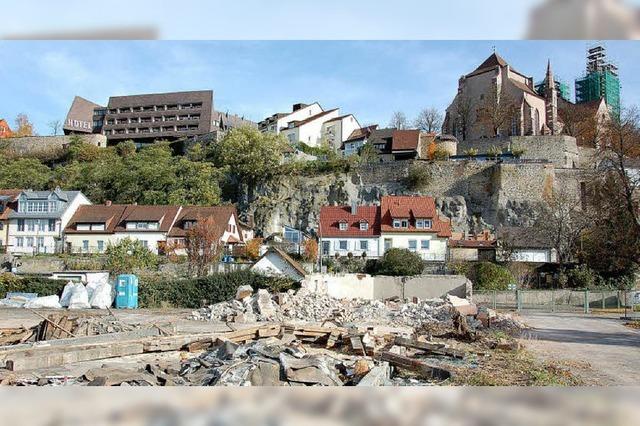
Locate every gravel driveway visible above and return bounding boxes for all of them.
[520,312,640,385]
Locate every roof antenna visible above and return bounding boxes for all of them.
[492,45,496,54]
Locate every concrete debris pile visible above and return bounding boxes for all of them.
[191,287,454,327]
[190,287,520,336]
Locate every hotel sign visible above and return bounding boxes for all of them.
[66,118,93,130]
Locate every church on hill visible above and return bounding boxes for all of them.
[443,52,556,142]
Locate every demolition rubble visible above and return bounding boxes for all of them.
[0,286,526,386]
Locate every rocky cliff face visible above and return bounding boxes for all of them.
[244,160,580,237]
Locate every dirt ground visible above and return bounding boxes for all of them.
[519,312,640,385]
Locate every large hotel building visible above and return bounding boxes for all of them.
[63,90,254,147]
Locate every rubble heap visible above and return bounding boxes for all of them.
[190,287,456,327]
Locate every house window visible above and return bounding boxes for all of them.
[359,221,369,231]
[339,222,348,231]
[339,240,348,250]
[82,240,89,252]
[408,240,417,252]
[26,237,34,247]
[384,238,392,251]
[28,220,35,232]
[17,219,24,232]
[77,224,91,231]
[37,237,44,247]
[92,224,105,231]
[39,219,48,231]
[416,219,432,229]
[421,240,430,250]
[97,240,104,252]
[393,219,401,228]
[48,219,56,232]
[360,240,368,251]
[141,240,149,249]
[16,237,24,247]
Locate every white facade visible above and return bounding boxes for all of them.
[503,248,557,263]
[321,115,361,151]
[281,109,341,148]
[7,192,91,255]
[343,139,365,156]
[251,250,305,281]
[65,231,168,255]
[270,103,323,134]
[320,236,380,259]
[380,232,448,261]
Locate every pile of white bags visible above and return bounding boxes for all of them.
[60,281,90,309]
[24,295,62,309]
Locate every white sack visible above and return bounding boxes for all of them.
[59,281,77,307]
[89,283,113,309]
[67,283,91,309]
[24,295,62,309]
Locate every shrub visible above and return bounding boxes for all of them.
[0,273,67,297]
[432,148,450,160]
[376,248,425,276]
[511,148,526,158]
[137,269,298,308]
[245,238,263,260]
[463,148,478,157]
[487,145,501,159]
[105,238,158,274]
[473,262,514,290]
[406,164,430,189]
[566,265,598,289]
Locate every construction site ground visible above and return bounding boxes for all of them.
[519,312,640,385]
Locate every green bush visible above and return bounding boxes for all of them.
[105,238,158,274]
[406,164,430,189]
[0,273,67,297]
[138,269,298,308]
[376,248,425,276]
[473,262,514,290]
[432,148,450,160]
[566,265,598,289]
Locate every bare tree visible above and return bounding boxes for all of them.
[558,103,600,147]
[452,94,475,141]
[477,85,518,137]
[414,107,443,133]
[47,120,62,136]
[186,216,224,276]
[14,113,35,137]
[389,111,408,130]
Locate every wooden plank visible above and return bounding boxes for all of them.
[379,351,452,380]
[393,337,465,359]
[349,336,366,356]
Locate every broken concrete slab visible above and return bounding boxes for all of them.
[357,362,391,386]
[235,285,254,301]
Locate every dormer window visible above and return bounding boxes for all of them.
[359,220,369,231]
[339,221,348,231]
[126,221,160,230]
[416,219,432,229]
[393,219,409,229]
[183,220,196,230]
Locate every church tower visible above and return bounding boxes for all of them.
[544,59,559,135]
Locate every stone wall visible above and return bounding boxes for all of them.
[250,158,564,236]
[458,135,579,168]
[1,134,107,160]
[302,273,472,301]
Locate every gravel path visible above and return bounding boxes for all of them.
[520,312,640,385]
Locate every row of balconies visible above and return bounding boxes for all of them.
[107,103,203,114]
[105,115,200,126]
[106,125,199,136]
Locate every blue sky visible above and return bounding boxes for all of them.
[1,41,639,134]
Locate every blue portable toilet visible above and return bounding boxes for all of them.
[115,274,139,309]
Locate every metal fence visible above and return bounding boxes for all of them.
[473,289,637,313]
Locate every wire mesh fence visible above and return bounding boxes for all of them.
[473,289,638,313]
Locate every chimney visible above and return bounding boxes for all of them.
[351,202,358,215]
[292,103,307,112]
[105,200,112,206]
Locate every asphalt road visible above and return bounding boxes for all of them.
[520,312,640,385]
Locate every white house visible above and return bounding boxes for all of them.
[319,196,452,261]
[280,108,341,147]
[64,204,181,255]
[379,196,451,261]
[6,189,91,255]
[251,247,307,281]
[497,227,558,263]
[65,204,246,256]
[319,204,381,259]
[258,103,324,134]
[166,205,244,256]
[341,125,378,157]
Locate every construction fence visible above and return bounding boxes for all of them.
[473,289,639,313]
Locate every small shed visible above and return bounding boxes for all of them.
[251,247,307,281]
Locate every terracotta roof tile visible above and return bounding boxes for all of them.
[319,205,380,238]
[380,196,451,237]
[391,130,420,151]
